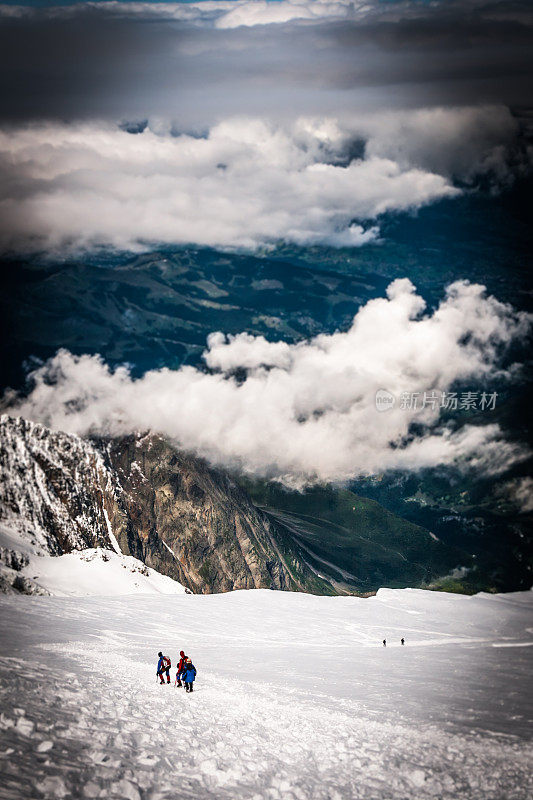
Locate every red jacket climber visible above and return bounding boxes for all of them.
[176,650,188,687]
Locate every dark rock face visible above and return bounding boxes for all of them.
[0,416,333,595]
[0,547,29,571]
[100,433,332,594]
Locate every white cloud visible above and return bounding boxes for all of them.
[8,279,530,486]
[4,1,523,31]
[0,1,365,27]
[0,116,462,254]
[102,0,355,28]
[348,106,523,185]
[214,0,353,29]
[498,477,533,513]
[0,106,524,255]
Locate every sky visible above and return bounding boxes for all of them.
[1,1,532,122]
[1,0,532,487]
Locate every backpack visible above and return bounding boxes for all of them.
[163,656,171,669]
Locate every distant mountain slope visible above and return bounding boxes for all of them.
[240,480,469,592]
[0,416,333,595]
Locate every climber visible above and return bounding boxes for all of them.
[176,650,188,687]
[157,652,171,684]
[183,658,197,693]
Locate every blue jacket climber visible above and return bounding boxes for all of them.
[183,659,197,692]
[157,652,171,684]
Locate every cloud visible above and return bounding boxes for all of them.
[351,106,525,185]
[502,477,533,514]
[0,1,392,28]
[0,116,464,253]
[3,1,531,33]
[54,1,355,29]
[7,279,531,486]
[498,477,533,513]
[213,0,353,29]
[1,106,527,254]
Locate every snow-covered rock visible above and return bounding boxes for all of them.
[0,415,122,556]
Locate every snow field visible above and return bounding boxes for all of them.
[0,588,532,799]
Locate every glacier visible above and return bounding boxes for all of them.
[0,586,531,799]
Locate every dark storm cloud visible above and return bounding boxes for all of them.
[324,7,533,106]
[0,1,531,124]
[0,13,190,121]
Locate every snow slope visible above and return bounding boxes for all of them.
[0,588,532,799]
[20,548,187,597]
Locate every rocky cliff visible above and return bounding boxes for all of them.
[0,415,122,556]
[99,432,334,594]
